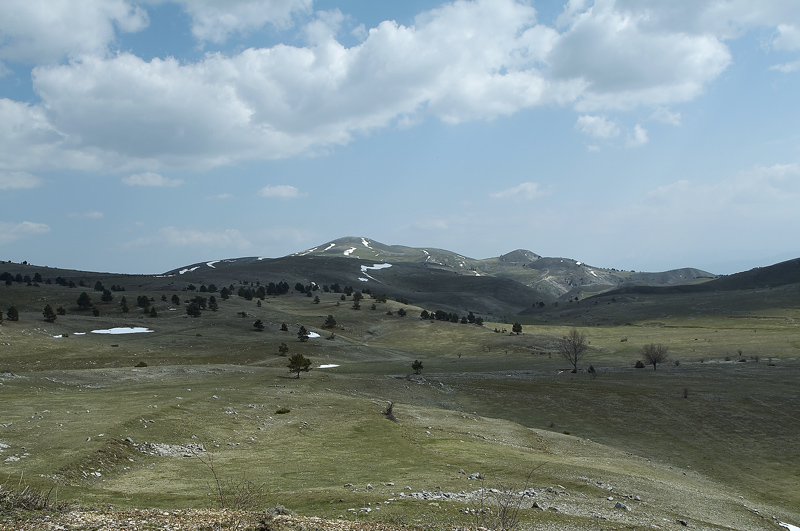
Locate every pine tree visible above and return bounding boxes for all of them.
[253,319,265,331]
[77,292,93,310]
[297,325,309,342]
[278,342,289,356]
[324,315,337,328]
[411,359,423,375]
[287,352,311,379]
[42,304,57,323]
[6,306,18,321]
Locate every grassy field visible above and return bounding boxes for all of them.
[1,277,799,530]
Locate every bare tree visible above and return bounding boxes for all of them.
[641,343,669,370]
[558,328,588,373]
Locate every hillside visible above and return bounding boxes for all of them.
[1,246,799,530]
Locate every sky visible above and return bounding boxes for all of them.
[1,0,799,276]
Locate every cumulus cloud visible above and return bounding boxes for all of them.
[649,107,682,126]
[0,221,50,244]
[258,184,304,199]
[176,0,312,44]
[0,171,43,189]
[122,172,183,187]
[0,0,148,64]
[0,0,798,172]
[626,124,648,147]
[575,115,620,138]
[490,182,545,201]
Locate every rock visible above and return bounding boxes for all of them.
[458,469,466,475]
[468,472,483,480]
[365,484,373,490]
[677,519,689,526]
[615,501,630,511]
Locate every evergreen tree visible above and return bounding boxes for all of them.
[219,287,230,300]
[397,308,407,317]
[278,342,289,356]
[253,319,265,331]
[101,289,114,303]
[314,295,320,304]
[56,306,66,316]
[171,294,180,305]
[93,281,105,291]
[120,297,130,313]
[297,325,310,342]
[411,359,423,375]
[149,307,158,318]
[474,316,484,326]
[77,292,93,310]
[186,303,201,317]
[42,304,57,323]
[280,323,289,332]
[6,306,19,321]
[512,322,523,335]
[324,315,337,328]
[208,296,218,311]
[287,352,311,379]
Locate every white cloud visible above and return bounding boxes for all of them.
[490,182,545,201]
[129,226,251,251]
[0,0,148,64]
[0,221,50,245]
[176,0,312,44]
[258,184,304,199]
[649,107,682,126]
[626,124,648,147]
[549,2,733,111]
[575,115,620,138]
[122,172,183,187]
[0,171,43,189]
[1,0,798,172]
[769,60,800,73]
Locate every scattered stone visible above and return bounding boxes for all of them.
[615,501,630,511]
[677,519,689,526]
[468,472,483,480]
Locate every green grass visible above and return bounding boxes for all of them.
[2,278,800,529]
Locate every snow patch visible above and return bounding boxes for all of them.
[206,261,220,268]
[343,247,356,256]
[308,332,321,339]
[779,523,800,531]
[323,243,336,251]
[359,277,369,282]
[588,269,598,277]
[318,364,339,369]
[178,266,200,275]
[361,238,372,249]
[91,327,153,335]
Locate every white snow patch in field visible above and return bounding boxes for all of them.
[359,277,369,282]
[344,247,356,256]
[178,266,200,275]
[576,261,582,266]
[74,332,85,335]
[589,269,598,277]
[323,243,336,251]
[361,238,372,248]
[318,364,339,369]
[359,263,391,282]
[207,261,219,268]
[308,332,321,339]
[779,523,800,531]
[91,327,153,335]
[294,247,317,256]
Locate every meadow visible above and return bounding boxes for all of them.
[1,274,798,530]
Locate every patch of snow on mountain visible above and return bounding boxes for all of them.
[359,277,369,282]
[588,269,598,277]
[178,267,200,275]
[343,247,356,256]
[359,263,391,282]
[207,261,219,268]
[323,243,336,251]
[361,238,372,249]
[779,523,800,531]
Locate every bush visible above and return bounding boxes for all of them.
[634,360,645,368]
[275,407,291,414]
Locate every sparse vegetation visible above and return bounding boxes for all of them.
[641,343,669,370]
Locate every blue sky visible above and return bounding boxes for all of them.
[1,0,799,275]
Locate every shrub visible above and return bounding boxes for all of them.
[275,407,291,414]
[634,360,645,368]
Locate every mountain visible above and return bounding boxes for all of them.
[152,236,716,316]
